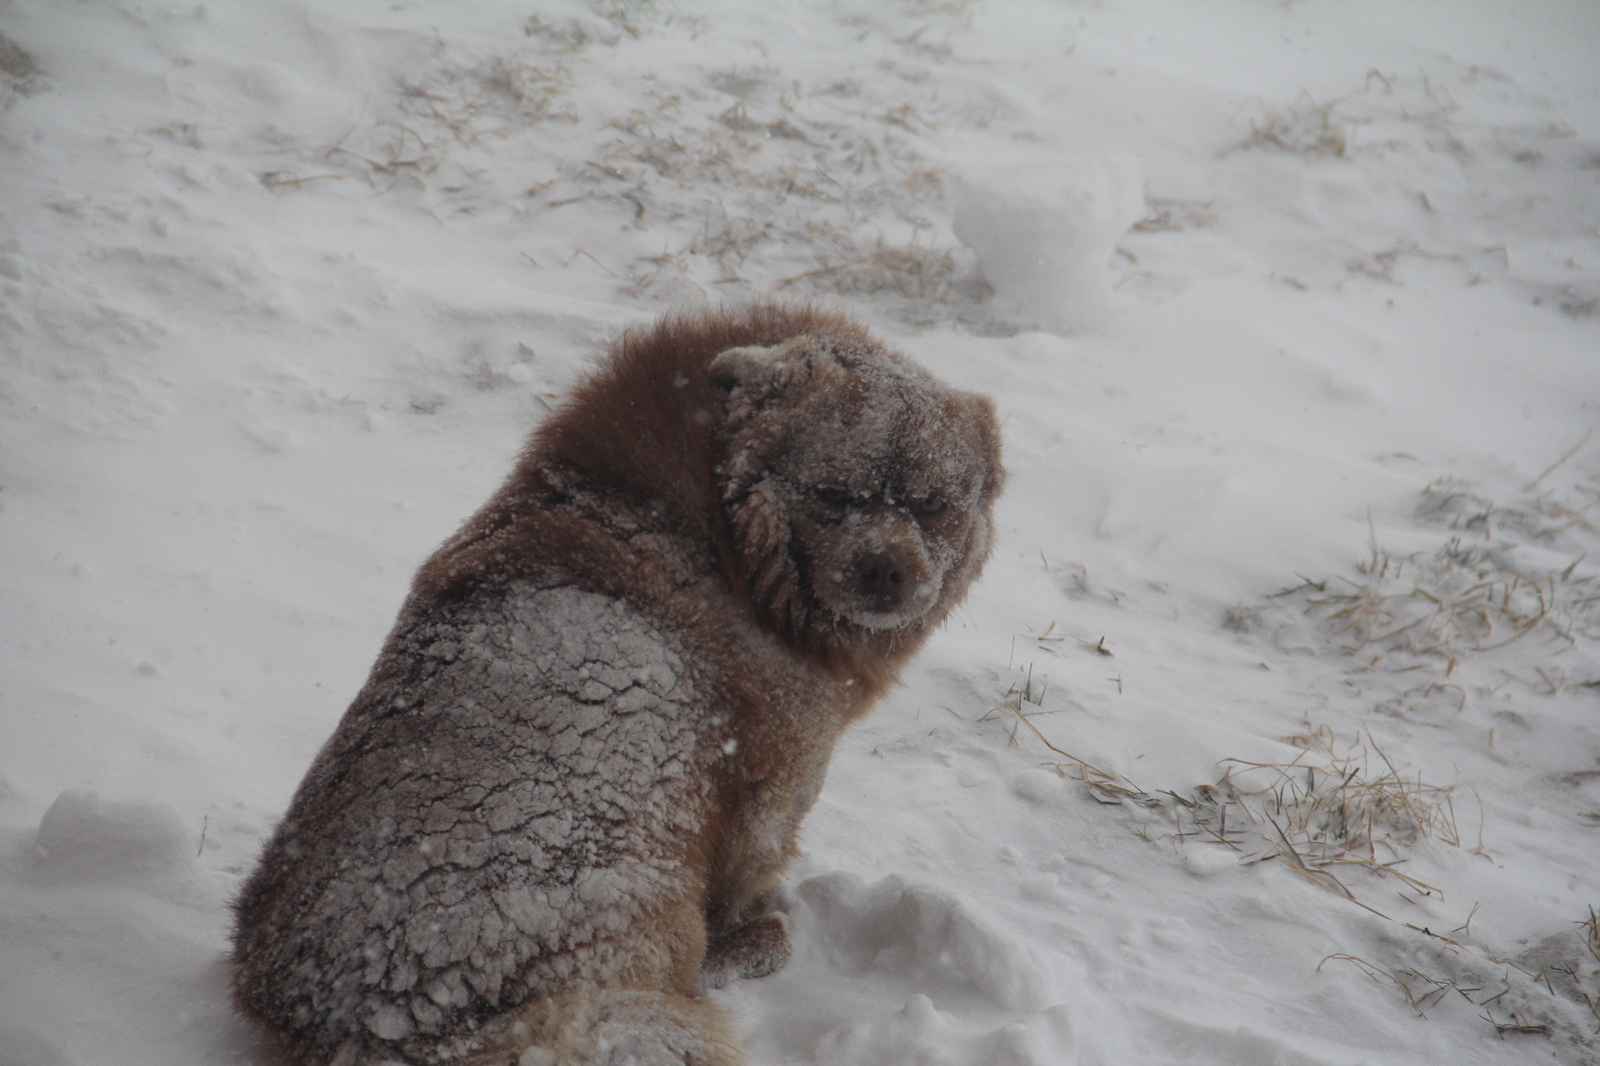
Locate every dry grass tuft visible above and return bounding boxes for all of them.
[1583,907,1600,964]
[1308,535,1584,660]
[1133,198,1218,232]
[776,241,956,301]
[1344,240,1464,284]
[1188,725,1466,906]
[1239,473,1600,735]
[522,15,599,52]
[1235,90,1352,156]
[396,58,579,145]
[1320,952,1563,1037]
[1422,468,1600,543]
[1320,953,1487,1016]
[1319,940,1600,1040]
[1268,479,1600,709]
[1000,691,1468,914]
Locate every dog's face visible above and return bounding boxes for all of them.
[711,335,1003,643]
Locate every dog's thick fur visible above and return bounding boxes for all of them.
[230,304,1004,1065]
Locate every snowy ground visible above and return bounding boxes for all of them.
[3,1,1600,1064]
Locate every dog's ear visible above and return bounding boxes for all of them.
[708,336,845,424]
[707,344,783,394]
[955,391,1006,499]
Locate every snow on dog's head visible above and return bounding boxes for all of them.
[710,322,1003,653]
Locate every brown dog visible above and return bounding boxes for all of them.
[230,304,1004,1065]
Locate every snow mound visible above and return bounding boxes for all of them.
[799,871,1065,1014]
[725,872,1113,1066]
[30,791,196,883]
[1009,767,1067,805]
[952,155,1145,333]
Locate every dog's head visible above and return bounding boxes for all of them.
[710,332,1003,655]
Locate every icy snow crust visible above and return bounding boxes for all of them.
[232,586,703,1054]
[3,1,1600,1065]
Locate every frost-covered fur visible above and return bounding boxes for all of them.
[230,304,1005,1066]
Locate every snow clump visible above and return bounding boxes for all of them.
[952,155,1145,333]
[30,790,195,883]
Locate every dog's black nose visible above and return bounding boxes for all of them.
[856,551,910,612]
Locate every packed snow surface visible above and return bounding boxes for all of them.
[3,1,1600,1064]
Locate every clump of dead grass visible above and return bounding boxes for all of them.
[1234,90,1353,156]
[1133,198,1217,232]
[1320,951,1564,1036]
[1301,535,1589,662]
[1421,462,1600,545]
[1317,910,1600,1040]
[997,687,1468,914]
[523,15,599,52]
[322,121,445,195]
[1321,953,1495,1018]
[590,0,708,40]
[397,58,579,144]
[776,241,956,301]
[1344,239,1464,284]
[1176,725,1468,909]
[1265,476,1600,710]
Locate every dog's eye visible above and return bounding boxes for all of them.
[815,486,852,508]
[917,495,948,516]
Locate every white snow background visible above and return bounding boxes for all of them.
[3,1,1600,1064]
